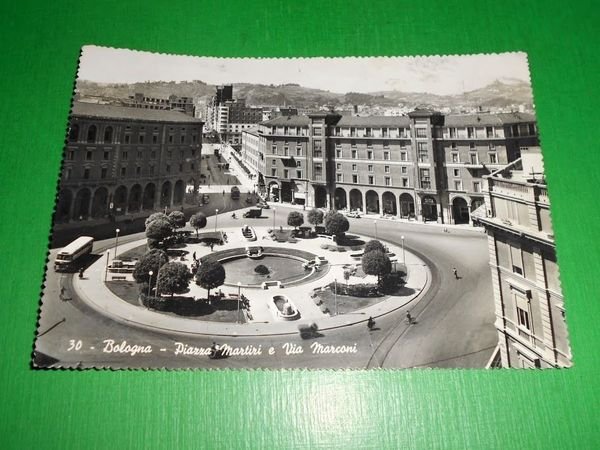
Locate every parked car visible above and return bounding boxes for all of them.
[346,210,362,218]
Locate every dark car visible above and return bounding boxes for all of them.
[243,208,263,218]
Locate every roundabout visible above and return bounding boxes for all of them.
[37,204,496,369]
[73,221,431,337]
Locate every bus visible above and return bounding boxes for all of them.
[230,186,240,200]
[54,236,94,272]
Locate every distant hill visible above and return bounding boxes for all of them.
[76,78,533,111]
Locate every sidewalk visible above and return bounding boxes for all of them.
[72,226,430,337]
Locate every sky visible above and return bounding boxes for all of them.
[78,46,531,96]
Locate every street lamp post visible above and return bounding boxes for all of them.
[334,278,338,316]
[373,220,378,240]
[148,271,153,298]
[237,281,242,323]
[401,235,406,265]
[114,228,120,260]
[272,207,276,231]
[215,208,219,231]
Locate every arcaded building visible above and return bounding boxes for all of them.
[474,148,571,368]
[241,109,538,224]
[56,102,203,223]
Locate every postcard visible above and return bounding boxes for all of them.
[33,47,571,369]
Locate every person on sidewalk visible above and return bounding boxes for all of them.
[406,311,413,324]
[452,267,459,279]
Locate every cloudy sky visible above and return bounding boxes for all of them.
[78,46,531,95]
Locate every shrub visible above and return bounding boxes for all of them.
[146,218,173,244]
[133,249,169,285]
[324,212,349,239]
[157,262,192,296]
[145,212,169,228]
[254,264,270,275]
[190,212,207,237]
[140,293,169,311]
[364,240,386,254]
[307,209,324,227]
[379,272,404,294]
[168,211,186,229]
[361,250,392,282]
[287,211,305,229]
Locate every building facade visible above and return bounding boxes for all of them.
[474,148,571,368]
[241,109,538,224]
[56,102,203,223]
[124,93,196,116]
[206,86,264,148]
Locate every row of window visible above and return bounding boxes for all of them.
[64,161,192,181]
[449,152,498,164]
[335,173,403,187]
[68,124,199,144]
[335,163,409,175]
[66,148,194,162]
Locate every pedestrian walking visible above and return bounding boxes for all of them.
[210,242,214,251]
[406,311,413,324]
[452,267,459,279]
[193,251,197,261]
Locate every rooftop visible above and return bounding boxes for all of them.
[336,115,411,127]
[444,111,536,127]
[71,102,203,123]
[261,116,311,127]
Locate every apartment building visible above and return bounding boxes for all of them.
[56,102,203,223]
[241,109,538,224]
[124,93,196,116]
[474,147,571,368]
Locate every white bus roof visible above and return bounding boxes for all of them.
[58,236,94,255]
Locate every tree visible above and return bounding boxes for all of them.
[361,250,392,284]
[168,211,186,229]
[189,212,207,237]
[133,249,169,285]
[324,211,350,240]
[307,209,324,228]
[145,218,173,244]
[156,262,192,297]
[195,261,226,301]
[364,240,386,255]
[145,212,169,228]
[287,211,304,229]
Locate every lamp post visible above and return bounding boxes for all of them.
[334,278,338,316]
[373,220,378,240]
[272,207,276,231]
[237,281,242,323]
[148,271,153,298]
[114,228,120,260]
[214,208,219,231]
[401,235,406,265]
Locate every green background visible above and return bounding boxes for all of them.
[1,0,598,448]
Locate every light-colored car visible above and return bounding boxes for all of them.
[346,210,362,218]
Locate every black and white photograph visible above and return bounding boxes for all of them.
[34,46,572,369]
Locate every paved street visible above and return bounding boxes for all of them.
[36,205,496,369]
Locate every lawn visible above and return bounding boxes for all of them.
[106,281,247,323]
[314,287,390,315]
